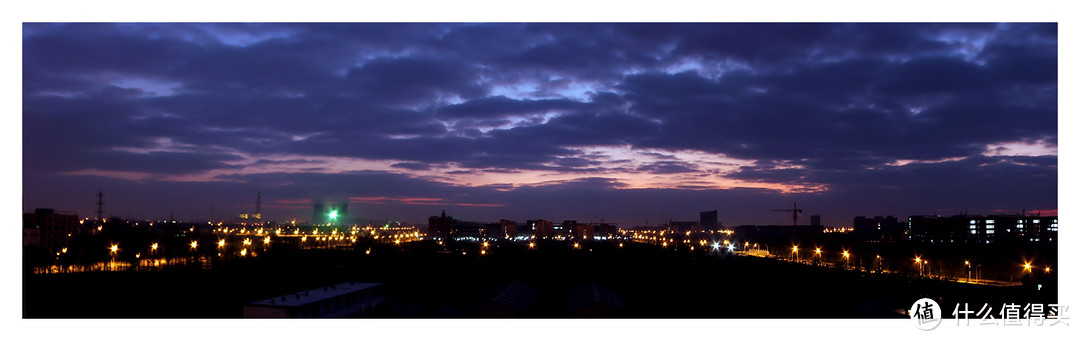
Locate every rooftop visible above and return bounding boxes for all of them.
[247,282,382,308]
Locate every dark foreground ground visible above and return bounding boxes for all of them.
[24,240,1055,318]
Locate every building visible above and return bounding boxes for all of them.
[667,221,698,233]
[853,216,906,242]
[23,226,40,247]
[428,210,455,241]
[23,208,79,251]
[908,215,1058,245]
[700,210,718,229]
[563,220,594,240]
[452,221,502,240]
[589,223,618,239]
[810,215,821,227]
[527,220,554,238]
[243,282,385,318]
[499,220,518,238]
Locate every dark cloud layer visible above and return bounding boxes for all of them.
[23,23,1056,226]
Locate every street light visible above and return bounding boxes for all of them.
[1023,262,1033,272]
[965,260,972,283]
[791,245,799,262]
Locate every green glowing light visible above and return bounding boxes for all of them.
[328,210,339,220]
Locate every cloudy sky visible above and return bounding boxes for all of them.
[22,23,1057,226]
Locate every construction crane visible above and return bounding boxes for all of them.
[772,202,803,227]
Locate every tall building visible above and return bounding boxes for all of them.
[428,210,455,241]
[700,210,718,229]
[23,208,79,251]
[499,220,518,238]
[527,220,554,238]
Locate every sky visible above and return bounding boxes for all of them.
[21,23,1057,227]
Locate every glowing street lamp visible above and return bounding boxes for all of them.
[1045,266,1052,273]
[1023,262,1033,273]
[151,243,158,252]
[791,245,799,262]
[110,244,118,254]
[190,241,198,250]
[529,242,536,249]
[218,239,226,248]
[964,260,972,282]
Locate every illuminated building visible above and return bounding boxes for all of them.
[499,219,517,238]
[527,220,554,238]
[908,214,1058,244]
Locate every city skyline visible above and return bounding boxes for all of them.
[23,23,1057,226]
